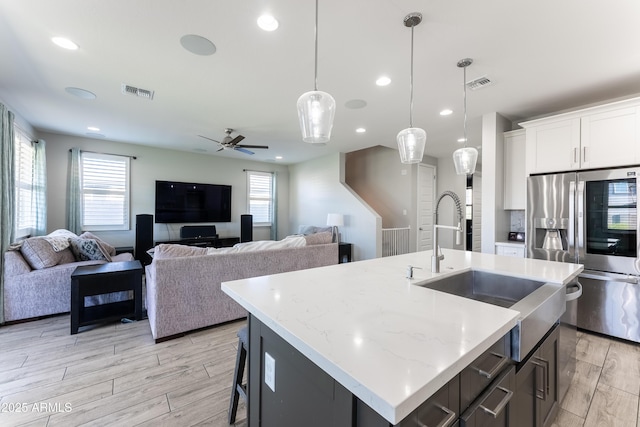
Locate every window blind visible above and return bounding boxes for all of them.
[81,152,130,231]
[247,171,273,225]
[14,127,35,236]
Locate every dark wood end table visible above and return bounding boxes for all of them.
[70,260,143,334]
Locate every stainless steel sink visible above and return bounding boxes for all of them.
[418,270,566,361]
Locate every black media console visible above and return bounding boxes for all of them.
[155,236,240,248]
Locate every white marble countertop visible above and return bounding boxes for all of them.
[222,249,583,424]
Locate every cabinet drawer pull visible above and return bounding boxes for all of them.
[416,404,457,427]
[476,352,509,380]
[532,359,548,400]
[479,386,514,418]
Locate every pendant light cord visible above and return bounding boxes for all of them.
[314,0,319,91]
[409,25,415,127]
[462,64,467,147]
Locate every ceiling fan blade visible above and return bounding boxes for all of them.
[237,144,269,149]
[234,147,254,155]
[197,134,221,143]
[216,147,224,152]
[227,135,245,146]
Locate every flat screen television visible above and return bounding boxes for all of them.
[155,180,232,223]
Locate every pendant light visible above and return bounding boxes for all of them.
[297,0,336,144]
[397,12,426,164]
[452,58,478,175]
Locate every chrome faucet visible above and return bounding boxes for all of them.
[432,191,464,273]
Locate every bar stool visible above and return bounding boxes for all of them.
[229,326,248,424]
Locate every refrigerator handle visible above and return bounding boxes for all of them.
[577,180,585,259]
[569,181,575,257]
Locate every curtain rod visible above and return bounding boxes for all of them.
[69,149,137,160]
[243,169,274,174]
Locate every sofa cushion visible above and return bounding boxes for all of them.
[153,244,209,260]
[79,231,116,256]
[298,225,333,235]
[69,237,112,262]
[20,237,65,270]
[304,231,333,245]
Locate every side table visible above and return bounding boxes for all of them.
[338,242,352,264]
[70,260,143,334]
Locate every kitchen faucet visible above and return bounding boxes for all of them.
[432,191,464,273]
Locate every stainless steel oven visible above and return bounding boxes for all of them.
[528,166,640,342]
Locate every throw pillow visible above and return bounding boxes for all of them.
[79,231,116,256]
[20,237,63,270]
[69,237,112,262]
[304,231,333,245]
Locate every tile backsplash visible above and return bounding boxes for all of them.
[510,210,525,232]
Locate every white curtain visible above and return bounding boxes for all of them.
[33,139,47,236]
[67,147,82,234]
[0,104,16,324]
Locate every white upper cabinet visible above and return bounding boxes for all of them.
[522,97,640,174]
[504,129,526,210]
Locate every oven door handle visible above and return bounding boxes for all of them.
[580,271,639,285]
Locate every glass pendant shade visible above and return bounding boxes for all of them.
[397,127,427,164]
[453,146,479,175]
[297,90,336,144]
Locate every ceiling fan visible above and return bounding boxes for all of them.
[198,128,268,155]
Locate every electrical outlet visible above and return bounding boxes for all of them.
[401,169,407,176]
[403,209,407,215]
[264,352,275,392]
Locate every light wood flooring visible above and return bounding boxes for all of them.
[1,316,639,426]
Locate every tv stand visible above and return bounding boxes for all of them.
[155,236,240,248]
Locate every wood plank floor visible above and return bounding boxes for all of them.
[1,316,639,426]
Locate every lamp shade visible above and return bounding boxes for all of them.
[397,127,426,164]
[326,213,344,227]
[297,90,336,144]
[453,146,479,175]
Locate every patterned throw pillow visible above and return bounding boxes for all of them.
[68,237,112,262]
[79,232,116,256]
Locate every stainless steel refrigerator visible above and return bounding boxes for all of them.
[527,166,640,343]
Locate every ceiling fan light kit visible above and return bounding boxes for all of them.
[397,12,426,164]
[297,0,336,144]
[453,58,478,175]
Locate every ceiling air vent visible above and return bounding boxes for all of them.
[121,83,155,100]
[466,76,493,91]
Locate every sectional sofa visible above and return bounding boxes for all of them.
[145,233,338,341]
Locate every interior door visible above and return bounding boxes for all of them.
[417,164,436,251]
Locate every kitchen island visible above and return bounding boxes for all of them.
[222,249,583,426]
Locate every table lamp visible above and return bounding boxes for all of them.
[326,213,344,243]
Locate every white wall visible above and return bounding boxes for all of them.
[480,112,511,253]
[289,152,380,261]
[41,132,290,247]
[435,158,467,250]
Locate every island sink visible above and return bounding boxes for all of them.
[417,269,566,362]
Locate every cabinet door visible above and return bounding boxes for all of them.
[525,119,581,174]
[581,106,640,169]
[504,130,526,210]
[537,326,559,427]
[513,357,537,427]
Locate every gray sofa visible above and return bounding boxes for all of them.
[145,235,338,341]
[3,231,134,322]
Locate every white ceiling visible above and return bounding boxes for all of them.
[1,0,640,164]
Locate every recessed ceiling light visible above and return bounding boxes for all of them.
[257,14,279,31]
[275,156,283,160]
[440,109,453,116]
[180,34,216,56]
[87,126,100,132]
[457,137,467,143]
[345,99,367,109]
[376,76,391,86]
[65,87,96,99]
[356,128,366,133]
[52,37,78,50]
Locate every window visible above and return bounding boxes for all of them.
[247,171,274,226]
[81,152,130,231]
[14,126,35,237]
